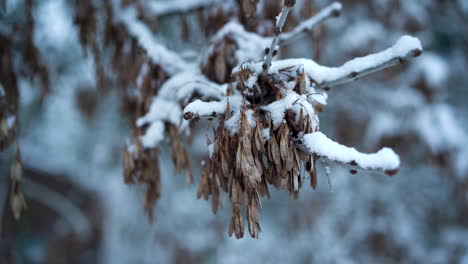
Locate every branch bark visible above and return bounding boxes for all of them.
[262,0,296,76]
[278,2,342,46]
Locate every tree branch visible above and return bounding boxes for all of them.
[144,0,223,18]
[116,7,194,75]
[262,0,296,76]
[278,2,342,46]
[296,132,400,176]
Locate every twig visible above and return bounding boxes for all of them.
[321,48,422,88]
[279,2,342,46]
[295,132,400,176]
[144,0,222,18]
[262,0,296,76]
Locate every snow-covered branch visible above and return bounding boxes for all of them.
[144,0,223,17]
[279,2,342,46]
[262,0,296,76]
[298,131,400,175]
[137,72,227,148]
[320,36,423,88]
[241,35,422,89]
[117,8,194,75]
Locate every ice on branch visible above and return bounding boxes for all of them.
[301,132,400,175]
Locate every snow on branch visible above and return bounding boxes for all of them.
[299,131,400,175]
[244,35,422,89]
[262,0,296,76]
[279,2,342,46]
[145,0,223,17]
[319,35,423,88]
[158,71,227,102]
[118,8,194,75]
[137,72,227,148]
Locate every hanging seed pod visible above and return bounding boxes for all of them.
[247,190,261,238]
[0,118,8,138]
[197,162,211,200]
[310,156,317,190]
[269,133,282,171]
[123,147,135,184]
[10,184,26,220]
[10,152,22,182]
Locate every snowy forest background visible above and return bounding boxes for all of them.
[1,0,468,263]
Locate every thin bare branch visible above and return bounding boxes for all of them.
[279,2,342,46]
[144,0,223,17]
[262,0,296,76]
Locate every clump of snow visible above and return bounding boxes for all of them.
[183,94,243,118]
[206,21,270,65]
[224,109,256,135]
[261,92,300,128]
[184,99,228,117]
[158,71,226,102]
[140,121,165,148]
[137,98,181,127]
[303,131,400,171]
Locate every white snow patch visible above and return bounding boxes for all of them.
[137,98,181,127]
[236,35,422,86]
[262,92,300,128]
[140,121,165,148]
[303,132,400,171]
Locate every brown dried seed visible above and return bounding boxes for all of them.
[214,54,226,83]
[270,133,282,170]
[225,102,232,120]
[315,103,323,113]
[310,158,317,190]
[10,191,26,220]
[0,118,8,137]
[279,124,289,163]
[10,156,22,182]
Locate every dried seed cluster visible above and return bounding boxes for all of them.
[124,124,192,220]
[195,66,323,238]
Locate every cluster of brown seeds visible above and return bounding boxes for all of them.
[195,67,322,238]
[124,122,193,220]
